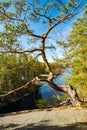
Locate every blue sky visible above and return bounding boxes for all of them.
[0,0,87,62]
[22,0,86,62]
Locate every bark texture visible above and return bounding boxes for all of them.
[44,77,82,106]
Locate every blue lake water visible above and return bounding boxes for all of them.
[39,68,72,98]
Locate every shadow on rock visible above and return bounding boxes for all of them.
[0,122,87,130]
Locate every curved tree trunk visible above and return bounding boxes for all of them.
[45,78,82,106]
[41,38,82,106]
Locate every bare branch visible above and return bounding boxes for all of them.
[0,77,37,97]
[36,77,69,92]
[0,48,41,55]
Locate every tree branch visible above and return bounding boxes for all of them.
[25,24,43,39]
[33,9,52,26]
[0,77,37,97]
[0,48,41,55]
[71,0,83,14]
[0,9,23,21]
[37,77,82,105]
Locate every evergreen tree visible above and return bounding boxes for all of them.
[65,12,87,101]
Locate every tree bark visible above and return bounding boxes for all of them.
[45,79,82,106]
[40,37,82,106]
